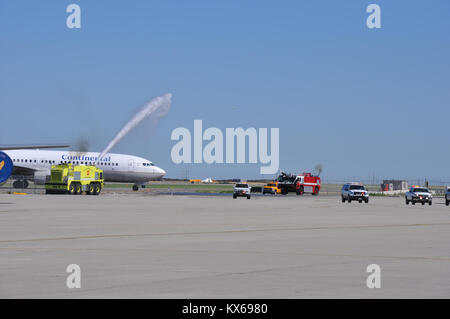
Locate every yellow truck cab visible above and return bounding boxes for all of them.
[263,181,281,195]
[45,164,104,195]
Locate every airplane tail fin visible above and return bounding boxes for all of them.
[0,151,13,184]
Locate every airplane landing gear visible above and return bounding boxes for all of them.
[132,184,139,191]
[13,180,29,189]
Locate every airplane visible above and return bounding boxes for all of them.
[0,145,166,191]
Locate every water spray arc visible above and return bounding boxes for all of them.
[97,93,172,163]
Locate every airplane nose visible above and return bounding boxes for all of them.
[155,167,166,177]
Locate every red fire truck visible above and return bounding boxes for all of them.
[295,172,321,195]
[277,172,321,195]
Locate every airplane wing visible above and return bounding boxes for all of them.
[0,144,70,150]
[12,165,37,177]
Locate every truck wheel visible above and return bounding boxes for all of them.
[132,184,139,191]
[75,183,82,195]
[94,183,101,195]
[348,198,352,203]
[69,183,75,195]
[312,187,319,195]
[247,195,251,199]
[405,198,409,205]
[412,201,415,205]
[341,196,345,203]
[421,202,425,205]
[365,198,369,203]
[87,183,95,195]
[233,194,237,199]
[429,201,432,206]
[446,200,449,206]
[358,199,362,203]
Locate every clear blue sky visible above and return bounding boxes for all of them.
[1,1,449,181]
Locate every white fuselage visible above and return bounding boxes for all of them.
[4,149,166,183]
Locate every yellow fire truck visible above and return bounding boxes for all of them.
[45,164,104,195]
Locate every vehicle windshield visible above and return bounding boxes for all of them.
[349,185,365,190]
[235,184,249,188]
[413,188,429,193]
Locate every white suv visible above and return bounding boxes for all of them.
[233,183,251,199]
[341,183,369,203]
[405,187,432,206]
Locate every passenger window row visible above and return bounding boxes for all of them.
[12,159,55,164]
[12,158,119,166]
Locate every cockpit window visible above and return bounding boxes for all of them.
[143,163,154,167]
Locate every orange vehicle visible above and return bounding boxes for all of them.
[263,181,281,195]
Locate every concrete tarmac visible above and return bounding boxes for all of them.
[0,193,449,298]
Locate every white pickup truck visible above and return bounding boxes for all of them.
[233,183,251,199]
[405,187,432,206]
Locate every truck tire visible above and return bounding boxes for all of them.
[233,194,237,199]
[405,198,409,205]
[429,201,432,206]
[446,200,449,206]
[75,183,82,195]
[87,183,95,195]
[365,198,369,203]
[312,187,319,195]
[296,186,304,196]
[412,201,415,205]
[348,198,352,203]
[94,183,101,195]
[341,196,345,203]
[358,199,362,203]
[69,183,76,195]
[247,195,251,199]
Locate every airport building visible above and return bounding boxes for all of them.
[381,180,408,191]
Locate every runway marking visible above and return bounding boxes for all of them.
[1,246,449,262]
[0,222,449,244]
